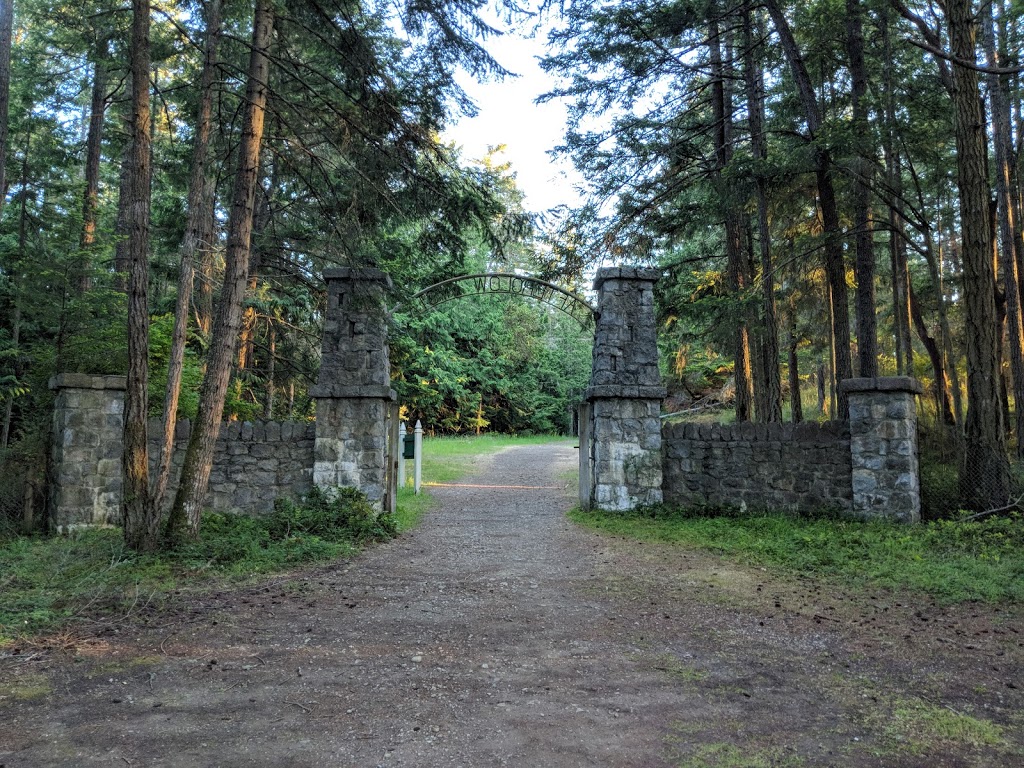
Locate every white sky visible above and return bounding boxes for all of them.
[442,29,584,214]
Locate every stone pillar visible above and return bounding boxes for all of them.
[47,374,127,532]
[585,267,666,510]
[310,268,396,509]
[839,376,924,523]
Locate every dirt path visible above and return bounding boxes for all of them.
[2,441,1022,767]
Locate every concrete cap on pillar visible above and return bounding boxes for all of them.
[593,266,662,290]
[48,373,128,391]
[838,377,924,395]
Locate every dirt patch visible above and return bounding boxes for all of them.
[1,441,1022,767]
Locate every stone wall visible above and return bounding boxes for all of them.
[662,421,853,513]
[149,418,315,516]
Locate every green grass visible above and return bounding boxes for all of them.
[569,506,1024,604]
[395,433,570,521]
[0,487,390,644]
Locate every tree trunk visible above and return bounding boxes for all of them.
[816,362,827,416]
[264,323,276,418]
[909,284,956,425]
[982,0,1024,458]
[154,0,222,517]
[121,0,156,552]
[78,38,110,294]
[0,0,15,218]
[881,6,912,376]
[168,0,274,539]
[112,75,134,292]
[1,144,28,454]
[710,9,753,422]
[765,0,853,417]
[743,4,782,423]
[947,0,1011,510]
[788,321,803,423]
[845,0,877,377]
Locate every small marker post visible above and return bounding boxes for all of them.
[414,420,423,494]
[398,422,407,488]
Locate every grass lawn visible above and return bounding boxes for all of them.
[395,433,570,530]
[570,506,1024,604]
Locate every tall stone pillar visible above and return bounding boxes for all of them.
[839,376,924,523]
[47,374,127,531]
[584,267,666,510]
[310,268,396,509]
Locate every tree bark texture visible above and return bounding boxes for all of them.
[710,10,753,422]
[0,0,14,218]
[743,4,782,423]
[881,9,915,377]
[154,0,222,517]
[77,38,109,294]
[845,0,877,377]
[121,0,156,552]
[982,0,1024,459]
[766,0,852,417]
[947,0,1011,510]
[168,0,274,539]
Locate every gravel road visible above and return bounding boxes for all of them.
[2,440,1021,767]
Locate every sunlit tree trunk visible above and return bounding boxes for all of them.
[947,0,1010,509]
[121,0,156,551]
[982,0,1024,459]
[743,3,781,423]
[154,0,222,516]
[77,38,109,294]
[168,0,274,539]
[766,0,852,417]
[845,0,876,376]
[710,9,752,422]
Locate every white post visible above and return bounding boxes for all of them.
[398,422,407,489]
[414,419,423,495]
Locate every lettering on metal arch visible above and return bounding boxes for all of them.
[394,273,596,327]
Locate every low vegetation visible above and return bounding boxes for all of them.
[0,486,394,644]
[570,505,1024,604]
[0,433,561,645]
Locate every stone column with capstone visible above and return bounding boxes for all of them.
[310,268,396,510]
[839,376,924,523]
[584,267,667,510]
[47,374,127,531]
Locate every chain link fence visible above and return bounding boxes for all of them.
[915,393,1022,520]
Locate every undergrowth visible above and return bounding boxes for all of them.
[0,486,396,644]
[569,505,1024,604]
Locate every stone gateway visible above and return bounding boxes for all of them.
[47,267,924,528]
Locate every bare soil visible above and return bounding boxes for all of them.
[1,441,1022,767]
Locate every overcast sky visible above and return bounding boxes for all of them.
[441,28,584,214]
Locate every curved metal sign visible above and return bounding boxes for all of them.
[391,273,596,327]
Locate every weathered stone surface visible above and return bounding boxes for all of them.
[662,419,853,514]
[312,269,396,510]
[583,268,665,511]
[47,377,127,531]
[845,380,922,523]
[661,378,922,523]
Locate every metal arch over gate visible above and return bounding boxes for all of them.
[390,273,597,328]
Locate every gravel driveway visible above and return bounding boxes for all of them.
[1,440,1021,767]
